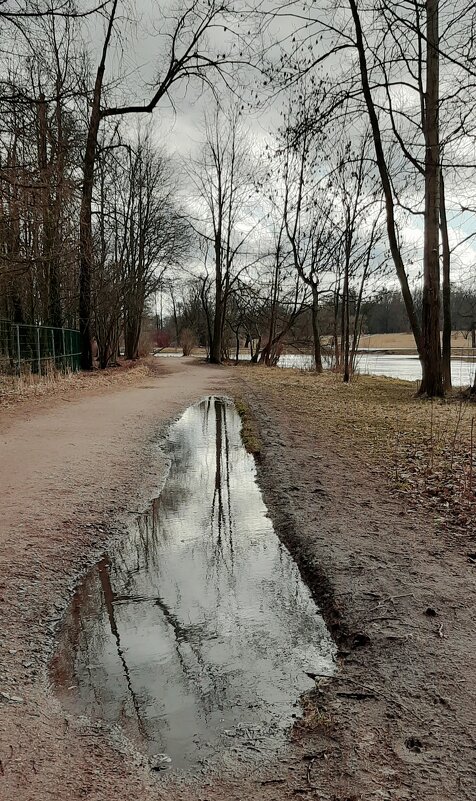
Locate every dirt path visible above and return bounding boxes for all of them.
[1,359,474,801]
[0,358,232,801]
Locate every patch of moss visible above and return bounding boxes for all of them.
[234,396,262,456]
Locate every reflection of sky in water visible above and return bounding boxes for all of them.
[53,398,335,772]
[276,353,475,386]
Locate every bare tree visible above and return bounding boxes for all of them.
[79,0,260,368]
[91,129,189,365]
[265,0,476,394]
[279,111,335,372]
[187,105,259,363]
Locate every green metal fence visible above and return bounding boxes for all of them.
[0,319,81,375]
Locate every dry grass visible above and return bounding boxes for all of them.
[292,690,333,737]
[0,361,151,408]
[234,395,262,456]
[0,366,75,403]
[243,366,476,531]
[360,331,473,350]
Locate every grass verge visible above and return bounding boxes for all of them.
[233,395,262,456]
[240,366,475,532]
[0,360,151,408]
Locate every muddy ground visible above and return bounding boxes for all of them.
[239,367,476,801]
[0,359,474,800]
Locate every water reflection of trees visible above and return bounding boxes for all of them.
[110,397,238,584]
[97,558,148,738]
[210,398,235,571]
[53,395,335,765]
[55,397,245,747]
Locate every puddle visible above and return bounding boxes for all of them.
[52,397,335,773]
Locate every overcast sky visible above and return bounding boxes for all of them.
[85,0,283,156]
[84,0,476,291]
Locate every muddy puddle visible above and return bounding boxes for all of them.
[52,397,335,773]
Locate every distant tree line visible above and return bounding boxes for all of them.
[158,281,476,359]
[362,287,476,337]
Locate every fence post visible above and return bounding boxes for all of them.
[62,327,66,370]
[51,328,56,367]
[16,324,21,374]
[36,326,41,375]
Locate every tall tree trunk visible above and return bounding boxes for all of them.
[50,80,65,330]
[420,0,443,396]
[348,0,423,361]
[210,270,223,363]
[220,267,231,351]
[340,280,345,373]
[250,335,261,363]
[210,210,223,363]
[124,323,140,360]
[124,299,143,360]
[170,291,180,346]
[79,0,119,370]
[440,172,452,390]
[333,283,340,368]
[38,93,62,328]
[311,284,323,373]
[343,248,351,383]
[265,252,280,366]
[199,279,212,356]
[79,86,101,369]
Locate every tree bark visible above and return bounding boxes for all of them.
[124,316,141,360]
[311,284,323,372]
[420,0,443,396]
[264,250,280,366]
[50,79,65,330]
[79,84,101,369]
[79,0,119,370]
[210,265,223,363]
[210,161,224,364]
[348,0,423,359]
[38,93,61,329]
[439,172,452,390]
[333,284,340,368]
[343,237,351,383]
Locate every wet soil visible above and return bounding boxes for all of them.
[1,359,475,800]
[239,370,476,801]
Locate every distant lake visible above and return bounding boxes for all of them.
[276,352,475,387]
[158,349,475,387]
